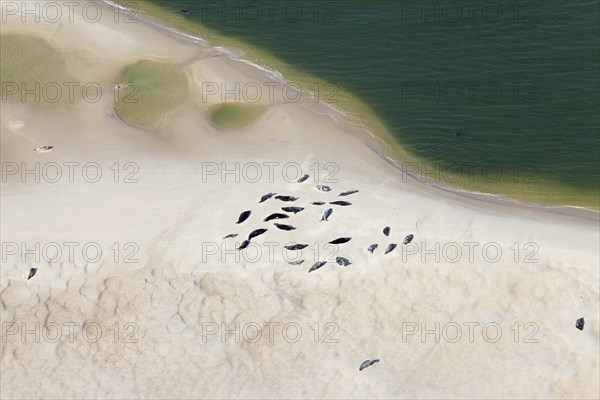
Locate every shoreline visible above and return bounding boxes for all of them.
[99,0,599,221]
[2,2,598,398]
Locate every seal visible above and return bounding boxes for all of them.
[275,223,296,231]
[384,243,397,254]
[259,193,276,203]
[383,227,391,236]
[320,208,333,221]
[34,145,53,153]
[576,318,585,331]
[275,195,299,202]
[237,240,251,250]
[329,237,351,245]
[309,261,327,273]
[311,201,326,205]
[223,233,238,239]
[282,206,304,214]
[403,234,414,244]
[237,210,251,224]
[285,244,308,250]
[336,257,351,267]
[339,189,359,197]
[359,359,380,371]
[289,259,305,265]
[248,228,268,240]
[368,244,378,253]
[297,174,310,183]
[264,213,289,222]
[329,201,351,206]
[315,185,332,192]
[27,268,37,280]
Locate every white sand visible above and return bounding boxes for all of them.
[1,1,599,398]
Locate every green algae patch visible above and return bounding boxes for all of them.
[115,60,189,128]
[209,103,266,130]
[1,34,76,106]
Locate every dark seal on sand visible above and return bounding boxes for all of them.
[275,195,299,202]
[248,228,268,240]
[237,240,251,251]
[285,244,308,250]
[275,223,296,231]
[27,268,37,280]
[282,206,304,214]
[384,243,397,254]
[297,174,310,183]
[264,213,289,222]
[237,210,251,224]
[330,201,351,206]
[309,261,327,273]
[359,359,380,371]
[576,318,585,331]
[329,237,351,245]
[259,193,276,203]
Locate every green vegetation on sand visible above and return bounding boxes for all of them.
[1,34,75,106]
[115,60,188,128]
[209,103,266,130]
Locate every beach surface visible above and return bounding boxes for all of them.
[1,1,599,398]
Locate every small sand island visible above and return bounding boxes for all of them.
[0,1,598,399]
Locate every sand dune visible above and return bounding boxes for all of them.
[1,1,598,399]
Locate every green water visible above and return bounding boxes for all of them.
[133,0,599,209]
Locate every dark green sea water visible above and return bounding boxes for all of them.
[139,0,599,209]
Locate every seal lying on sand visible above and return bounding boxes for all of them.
[248,228,268,240]
[320,208,333,221]
[237,210,251,224]
[289,259,305,265]
[329,237,351,245]
[259,193,276,203]
[403,234,414,244]
[359,359,379,371]
[237,240,251,250]
[275,195,299,202]
[315,185,332,192]
[384,243,397,254]
[368,244,378,253]
[311,201,326,205]
[336,257,351,267]
[309,261,327,272]
[383,227,391,236]
[27,268,37,280]
[282,206,304,214]
[34,146,53,153]
[329,201,351,206]
[275,223,296,231]
[297,174,310,183]
[339,190,359,197]
[285,244,308,250]
[223,233,238,239]
[264,213,289,222]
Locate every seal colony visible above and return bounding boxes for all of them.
[223,175,415,275]
[4,2,598,398]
